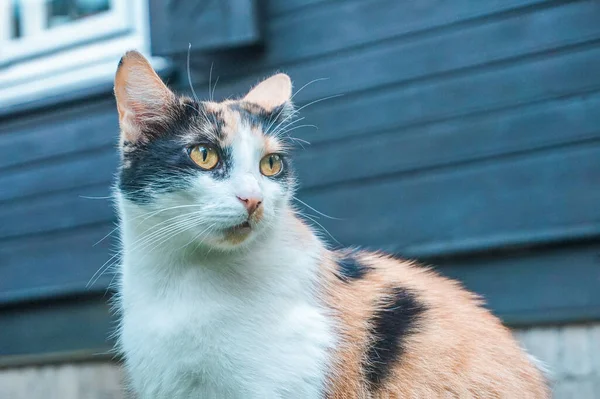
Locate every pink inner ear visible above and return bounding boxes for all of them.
[244,73,292,112]
[130,101,159,125]
[114,50,175,136]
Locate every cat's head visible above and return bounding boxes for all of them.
[114,51,297,251]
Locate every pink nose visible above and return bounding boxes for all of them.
[237,196,262,216]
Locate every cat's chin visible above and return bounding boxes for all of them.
[223,222,253,244]
[201,221,261,251]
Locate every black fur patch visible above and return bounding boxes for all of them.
[229,102,272,132]
[229,102,293,135]
[336,253,372,281]
[119,101,233,203]
[364,287,427,390]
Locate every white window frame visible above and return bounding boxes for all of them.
[0,0,167,108]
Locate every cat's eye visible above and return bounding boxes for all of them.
[190,145,219,170]
[260,154,283,177]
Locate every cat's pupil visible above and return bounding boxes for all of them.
[269,156,274,169]
[201,148,208,162]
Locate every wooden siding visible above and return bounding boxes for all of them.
[0,0,599,358]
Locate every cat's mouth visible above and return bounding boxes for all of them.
[230,221,251,232]
[222,221,253,244]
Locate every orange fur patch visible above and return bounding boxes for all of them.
[319,250,550,398]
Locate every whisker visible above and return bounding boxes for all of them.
[294,197,342,220]
[79,195,113,200]
[296,211,340,245]
[278,124,317,138]
[281,95,341,129]
[269,117,305,137]
[209,62,214,102]
[179,223,216,251]
[136,204,208,225]
[187,43,200,103]
[271,93,343,136]
[88,211,211,287]
[287,136,311,145]
[93,225,119,247]
[211,76,220,102]
[94,204,209,248]
[263,77,329,135]
[183,102,201,114]
[290,138,306,150]
[290,77,329,102]
[144,216,207,254]
[193,224,217,252]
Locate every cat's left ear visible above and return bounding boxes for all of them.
[244,73,292,112]
[114,50,176,143]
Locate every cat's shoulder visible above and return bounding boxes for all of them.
[326,248,476,304]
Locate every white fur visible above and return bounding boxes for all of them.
[116,121,336,398]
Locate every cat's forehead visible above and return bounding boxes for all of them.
[186,99,285,153]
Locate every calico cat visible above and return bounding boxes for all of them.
[113,51,549,398]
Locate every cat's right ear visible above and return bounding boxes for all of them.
[114,50,176,144]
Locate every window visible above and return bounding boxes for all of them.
[0,0,165,107]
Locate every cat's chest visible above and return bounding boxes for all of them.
[121,274,335,398]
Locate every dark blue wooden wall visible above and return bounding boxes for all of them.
[1,0,600,361]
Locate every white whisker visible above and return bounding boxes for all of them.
[295,211,340,245]
[187,43,200,103]
[79,195,113,200]
[293,197,342,220]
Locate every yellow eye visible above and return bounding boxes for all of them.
[190,145,219,170]
[260,154,283,177]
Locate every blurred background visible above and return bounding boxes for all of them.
[0,0,599,397]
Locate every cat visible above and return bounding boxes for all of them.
[113,50,549,398]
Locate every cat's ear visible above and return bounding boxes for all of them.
[243,73,292,112]
[114,50,176,143]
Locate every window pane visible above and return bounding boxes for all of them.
[10,0,22,38]
[46,0,110,29]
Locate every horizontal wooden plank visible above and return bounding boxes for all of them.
[295,90,600,189]
[204,0,600,102]
[0,223,116,302]
[197,0,556,84]
[0,185,114,239]
[2,243,599,358]
[0,151,118,203]
[437,243,600,326]
[267,0,331,17]
[298,143,600,256]
[434,242,600,326]
[0,152,119,202]
[0,99,117,172]
[0,296,115,358]
[267,0,554,65]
